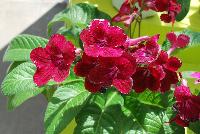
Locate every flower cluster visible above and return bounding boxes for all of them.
[75,19,183,94]
[112,0,181,26]
[170,85,200,127]
[30,18,194,128]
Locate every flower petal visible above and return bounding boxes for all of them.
[176,34,190,48]
[113,78,133,94]
[166,32,177,46]
[30,47,51,68]
[174,86,192,101]
[164,57,182,71]
[85,78,102,93]
[33,66,53,86]
[88,65,118,85]
[52,67,70,82]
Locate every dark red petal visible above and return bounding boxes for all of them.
[176,34,190,48]
[52,67,70,82]
[107,26,127,47]
[169,115,189,127]
[30,47,51,68]
[132,68,148,93]
[160,14,172,23]
[149,65,165,80]
[160,70,179,92]
[155,50,169,65]
[174,86,192,101]
[115,55,136,79]
[164,57,182,71]
[85,78,102,93]
[84,45,123,57]
[113,78,133,94]
[33,66,53,86]
[74,61,94,77]
[88,65,118,85]
[166,32,177,46]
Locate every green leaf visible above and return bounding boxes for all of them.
[123,95,184,134]
[47,3,111,47]
[3,34,48,61]
[176,0,191,21]
[44,81,91,134]
[1,62,44,109]
[188,122,200,134]
[7,61,24,73]
[2,62,37,96]
[74,89,127,134]
[130,90,174,109]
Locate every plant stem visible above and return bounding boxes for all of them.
[129,23,132,38]
[138,20,141,37]
[131,21,137,38]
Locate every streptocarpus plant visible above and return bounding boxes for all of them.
[1,1,200,134]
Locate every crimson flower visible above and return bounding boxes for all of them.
[80,19,127,58]
[132,50,182,93]
[159,0,181,23]
[30,34,76,86]
[190,72,200,84]
[112,0,138,27]
[129,34,160,64]
[74,53,136,94]
[167,32,190,54]
[170,85,200,127]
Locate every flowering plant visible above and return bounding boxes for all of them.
[1,1,200,134]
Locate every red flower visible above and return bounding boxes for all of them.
[74,53,136,94]
[80,19,127,57]
[112,0,139,27]
[129,34,160,64]
[159,0,181,24]
[30,34,76,86]
[166,32,190,54]
[132,51,182,93]
[170,86,200,127]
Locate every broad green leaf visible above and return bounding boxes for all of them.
[1,62,44,109]
[74,89,127,134]
[47,3,111,47]
[187,122,200,134]
[44,81,91,134]
[2,62,38,96]
[176,0,191,21]
[47,3,96,36]
[7,61,24,73]
[3,34,48,61]
[123,96,184,134]
[130,90,174,109]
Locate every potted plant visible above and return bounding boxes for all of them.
[1,0,200,134]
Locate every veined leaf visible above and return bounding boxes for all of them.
[1,62,44,109]
[2,62,38,96]
[123,95,184,134]
[74,89,126,134]
[47,3,111,47]
[44,82,91,134]
[3,34,48,61]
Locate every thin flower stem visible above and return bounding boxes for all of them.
[129,23,132,38]
[138,20,141,37]
[131,21,137,38]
